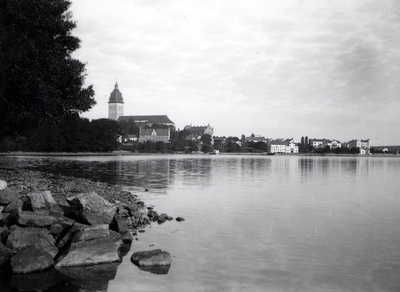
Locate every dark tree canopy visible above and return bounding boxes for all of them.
[0,0,95,138]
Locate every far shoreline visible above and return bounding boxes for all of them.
[0,151,399,158]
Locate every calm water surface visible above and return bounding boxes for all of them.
[2,154,400,292]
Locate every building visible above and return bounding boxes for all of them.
[268,139,299,154]
[108,83,175,128]
[184,124,214,143]
[309,138,331,149]
[309,138,341,150]
[245,136,269,143]
[118,115,175,128]
[347,139,370,154]
[108,82,124,120]
[138,127,170,143]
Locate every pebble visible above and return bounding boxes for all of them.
[0,180,7,190]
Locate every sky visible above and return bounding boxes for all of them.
[70,0,400,146]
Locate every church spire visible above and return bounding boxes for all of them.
[115,80,118,89]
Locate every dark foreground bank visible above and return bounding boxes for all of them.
[0,166,180,291]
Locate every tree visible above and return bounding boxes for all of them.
[0,0,95,139]
[200,134,212,145]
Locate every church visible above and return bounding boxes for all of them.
[108,82,175,142]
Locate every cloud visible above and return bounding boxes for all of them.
[71,0,400,144]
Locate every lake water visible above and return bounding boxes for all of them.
[2,154,400,292]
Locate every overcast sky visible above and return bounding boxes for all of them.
[70,0,400,145]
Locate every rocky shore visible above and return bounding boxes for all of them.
[0,166,181,290]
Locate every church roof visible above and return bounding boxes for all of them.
[109,82,124,103]
[118,115,174,125]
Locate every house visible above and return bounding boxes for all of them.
[309,138,342,150]
[347,139,370,154]
[268,139,298,154]
[138,126,170,143]
[245,136,268,143]
[309,138,331,149]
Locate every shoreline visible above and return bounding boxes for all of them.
[0,151,399,158]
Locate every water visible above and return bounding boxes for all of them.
[2,155,400,292]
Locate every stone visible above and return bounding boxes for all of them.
[27,190,56,214]
[16,211,57,228]
[56,223,88,250]
[72,224,110,243]
[0,189,18,205]
[11,246,54,274]
[57,262,120,291]
[0,180,7,190]
[157,213,169,224]
[10,268,65,291]
[2,198,24,213]
[5,226,57,255]
[130,249,172,267]
[176,217,185,222]
[110,213,130,235]
[0,242,13,267]
[55,229,123,267]
[121,231,133,243]
[66,192,116,225]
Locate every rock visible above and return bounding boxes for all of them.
[66,192,116,225]
[56,223,88,250]
[56,262,120,291]
[0,180,7,190]
[110,213,130,235]
[55,228,123,267]
[11,246,54,274]
[121,231,133,243]
[27,190,57,214]
[0,242,13,267]
[5,226,57,257]
[16,211,57,228]
[72,224,110,243]
[131,249,171,267]
[158,213,169,224]
[2,198,24,213]
[49,224,63,237]
[0,189,18,205]
[138,206,148,215]
[10,268,65,291]
[176,217,185,222]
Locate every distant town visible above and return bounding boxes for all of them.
[109,83,398,155]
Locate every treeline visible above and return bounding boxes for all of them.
[0,116,120,152]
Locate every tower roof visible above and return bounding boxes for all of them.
[108,82,124,103]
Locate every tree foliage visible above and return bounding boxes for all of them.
[0,0,95,139]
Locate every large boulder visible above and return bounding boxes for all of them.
[130,249,172,267]
[66,192,116,225]
[16,211,74,230]
[5,226,58,257]
[55,226,123,268]
[27,191,63,216]
[10,268,65,291]
[56,262,120,291]
[0,189,18,205]
[10,246,54,274]
[2,198,24,213]
[0,242,13,267]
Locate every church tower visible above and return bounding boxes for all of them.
[108,82,124,120]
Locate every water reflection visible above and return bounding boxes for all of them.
[1,262,121,292]
[2,155,400,291]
